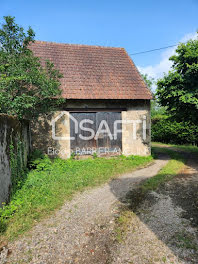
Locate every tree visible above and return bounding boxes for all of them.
[141,73,166,118]
[0,16,63,119]
[156,34,198,124]
[141,73,154,92]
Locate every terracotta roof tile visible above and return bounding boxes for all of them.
[29,41,152,100]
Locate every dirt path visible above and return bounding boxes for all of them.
[111,150,198,264]
[0,156,169,264]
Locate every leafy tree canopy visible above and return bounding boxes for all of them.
[0,16,63,119]
[141,73,154,92]
[141,73,166,118]
[156,33,198,123]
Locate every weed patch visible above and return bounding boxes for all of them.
[115,210,135,243]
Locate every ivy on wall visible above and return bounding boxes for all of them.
[9,134,27,196]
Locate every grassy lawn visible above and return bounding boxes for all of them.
[0,154,153,241]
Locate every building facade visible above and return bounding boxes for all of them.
[30,41,152,158]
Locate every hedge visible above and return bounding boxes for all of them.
[151,117,198,146]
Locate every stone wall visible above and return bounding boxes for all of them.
[0,115,30,207]
[31,111,71,159]
[122,101,151,156]
[31,99,151,159]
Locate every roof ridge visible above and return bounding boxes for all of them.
[34,40,125,50]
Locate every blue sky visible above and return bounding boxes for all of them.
[1,0,197,80]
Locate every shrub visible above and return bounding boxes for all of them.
[152,117,198,145]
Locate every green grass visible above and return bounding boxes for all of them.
[114,210,135,242]
[141,146,185,193]
[175,232,198,250]
[0,154,152,241]
[152,142,198,154]
[172,144,198,154]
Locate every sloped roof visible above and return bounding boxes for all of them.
[29,41,152,100]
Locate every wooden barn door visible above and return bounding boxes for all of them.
[70,112,97,152]
[96,112,122,154]
[70,112,122,155]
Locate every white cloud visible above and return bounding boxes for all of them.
[138,32,197,81]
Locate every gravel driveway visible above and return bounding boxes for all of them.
[112,150,198,264]
[0,155,168,264]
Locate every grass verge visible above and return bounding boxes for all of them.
[152,142,198,154]
[0,154,152,242]
[141,146,185,193]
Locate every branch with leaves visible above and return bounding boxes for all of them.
[0,16,63,119]
[156,34,198,124]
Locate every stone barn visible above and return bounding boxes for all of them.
[30,41,152,159]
